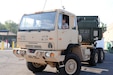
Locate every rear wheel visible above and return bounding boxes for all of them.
[98,48,105,63]
[89,49,98,66]
[57,53,81,75]
[27,62,47,73]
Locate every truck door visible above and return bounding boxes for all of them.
[57,13,78,50]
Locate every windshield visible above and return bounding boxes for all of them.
[19,12,56,31]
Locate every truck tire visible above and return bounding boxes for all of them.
[98,48,105,63]
[57,53,81,75]
[89,49,98,66]
[27,62,47,73]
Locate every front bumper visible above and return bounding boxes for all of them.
[13,48,65,65]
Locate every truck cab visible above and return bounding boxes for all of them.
[16,9,79,51]
[13,9,104,75]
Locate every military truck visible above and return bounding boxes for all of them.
[13,9,105,75]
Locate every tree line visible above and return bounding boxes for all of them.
[0,20,18,34]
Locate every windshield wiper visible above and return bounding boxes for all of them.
[19,29,36,32]
[19,29,52,32]
[37,29,51,32]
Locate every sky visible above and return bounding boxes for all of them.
[0,0,113,25]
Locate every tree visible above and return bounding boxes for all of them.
[99,22,107,33]
[4,20,18,34]
[0,22,6,30]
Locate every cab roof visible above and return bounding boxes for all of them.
[24,9,76,17]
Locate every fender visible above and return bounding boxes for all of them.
[61,44,80,55]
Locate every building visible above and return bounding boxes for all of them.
[103,23,113,50]
[0,31,17,47]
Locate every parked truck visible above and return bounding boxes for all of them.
[13,9,105,75]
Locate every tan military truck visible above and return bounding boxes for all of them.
[13,9,105,75]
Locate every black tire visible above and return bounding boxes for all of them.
[57,53,81,75]
[98,48,105,63]
[27,62,47,73]
[89,49,98,66]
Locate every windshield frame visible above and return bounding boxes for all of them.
[19,12,56,31]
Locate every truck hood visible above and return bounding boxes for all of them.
[17,31,57,50]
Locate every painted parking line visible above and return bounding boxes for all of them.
[81,66,109,74]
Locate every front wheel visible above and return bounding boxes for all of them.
[57,53,81,75]
[27,62,47,73]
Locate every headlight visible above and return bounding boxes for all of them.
[45,52,50,57]
[21,50,26,55]
[45,52,55,57]
[17,50,21,54]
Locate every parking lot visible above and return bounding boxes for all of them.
[0,50,113,75]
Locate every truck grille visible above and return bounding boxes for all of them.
[26,45,41,49]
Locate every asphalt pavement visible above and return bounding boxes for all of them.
[0,50,113,75]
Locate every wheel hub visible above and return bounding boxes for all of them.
[69,64,74,70]
[95,53,98,63]
[65,59,77,74]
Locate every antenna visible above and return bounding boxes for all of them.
[61,0,65,10]
[62,6,65,10]
[43,0,47,10]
